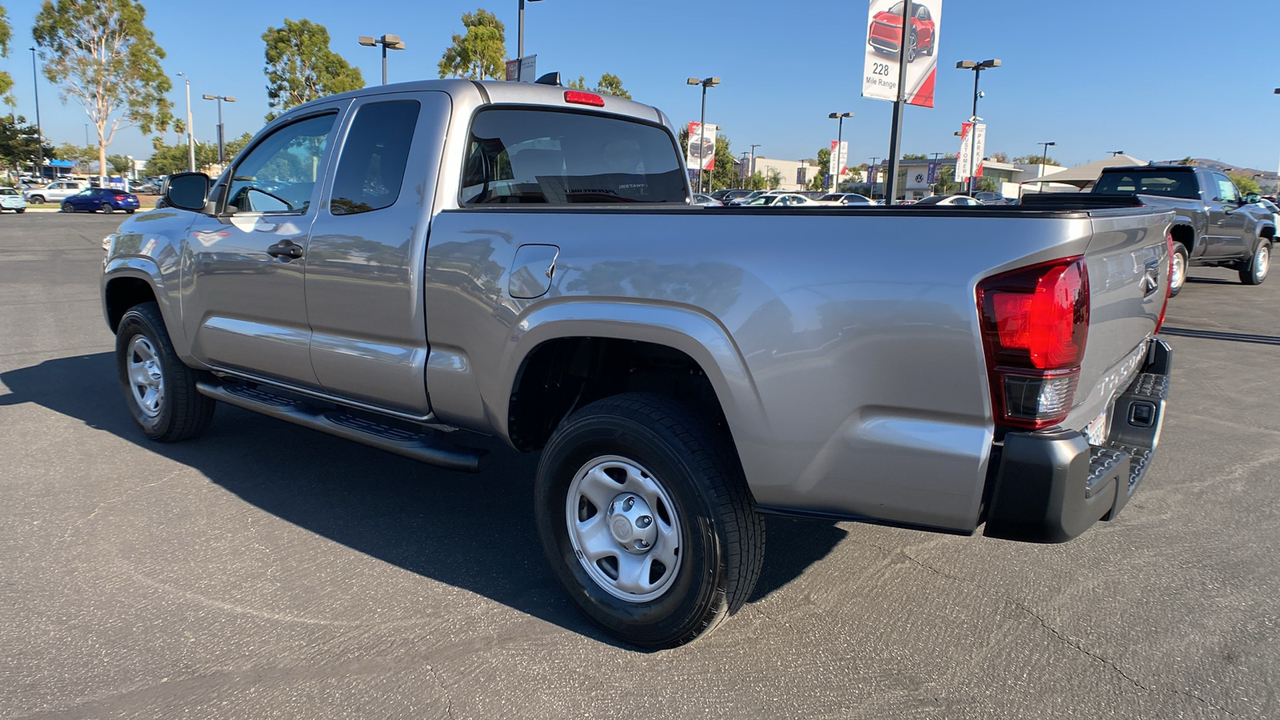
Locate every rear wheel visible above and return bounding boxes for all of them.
[1240,241,1270,285]
[29,194,45,204]
[115,302,216,442]
[100,202,114,214]
[906,30,918,63]
[534,392,764,649]
[14,208,23,213]
[1169,241,1188,297]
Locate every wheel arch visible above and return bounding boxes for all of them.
[1169,221,1196,256]
[102,259,170,334]
[501,302,768,455]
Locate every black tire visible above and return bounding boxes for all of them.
[535,392,764,649]
[115,302,215,442]
[1169,241,1189,297]
[125,209,135,214]
[1239,241,1270,285]
[29,195,44,204]
[61,202,73,213]
[15,208,24,213]
[100,202,114,214]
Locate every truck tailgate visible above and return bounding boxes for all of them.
[1065,207,1173,435]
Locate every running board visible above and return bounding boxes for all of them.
[196,380,488,473]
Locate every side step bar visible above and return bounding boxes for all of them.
[196,380,488,473]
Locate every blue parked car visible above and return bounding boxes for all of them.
[61,187,140,214]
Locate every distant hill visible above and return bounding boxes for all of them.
[1156,157,1278,185]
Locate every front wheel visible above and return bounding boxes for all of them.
[534,393,764,649]
[29,195,45,204]
[905,31,918,63]
[1240,241,1270,285]
[61,202,73,213]
[115,302,215,442]
[1169,241,1189,297]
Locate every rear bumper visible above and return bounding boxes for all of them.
[983,338,1172,543]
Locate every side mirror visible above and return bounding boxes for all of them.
[1245,193,1261,204]
[163,172,211,212]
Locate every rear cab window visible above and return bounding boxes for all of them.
[1094,170,1199,199]
[460,108,687,205]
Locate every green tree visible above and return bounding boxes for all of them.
[0,6,13,104]
[262,18,364,121]
[977,177,999,193]
[225,131,253,161]
[55,142,95,171]
[1230,172,1261,196]
[902,153,927,160]
[438,9,506,80]
[595,73,630,99]
[33,0,173,184]
[745,171,766,191]
[0,115,54,174]
[1012,154,1058,167]
[144,136,216,176]
[107,153,131,175]
[933,165,960,195]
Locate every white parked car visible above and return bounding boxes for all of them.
[817,192,874,206]
[0,187,28,213]
[915,194,984,206]
[746,193,818,207]
[24,180,88,205]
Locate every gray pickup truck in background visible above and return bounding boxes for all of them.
[1090,165,1273,295]
[101,78,1173,648]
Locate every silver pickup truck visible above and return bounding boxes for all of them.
[102,78,1174,648]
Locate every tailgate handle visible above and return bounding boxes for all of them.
[1141,259,1160,298]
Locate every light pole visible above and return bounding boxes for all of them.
[828,112,854,192]
[176,72,195,172]
[869,157,880,199]
[749,143,761,188]
[357,34,405,85]
[687,77,720,194]
[202,94,236,165]
[517,0,544,81]
[29,48,43,181]
[956,59,1000,193]
[1038,141,1056,191]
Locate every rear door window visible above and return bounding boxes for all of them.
[461,108,686,205]
[329,100,421,215]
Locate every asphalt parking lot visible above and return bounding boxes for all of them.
[2,213,1277,719]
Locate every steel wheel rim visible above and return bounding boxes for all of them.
[1172,251,1186,290]
[1257,245,1269,281]
[565,455,682,603]
[126,336,165,418]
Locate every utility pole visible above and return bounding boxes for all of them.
[177,72,195,172]
[749,144,760,188]
[884,0,912,205]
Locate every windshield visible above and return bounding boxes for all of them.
[462,108,686,205]
[1094,170,1198,199]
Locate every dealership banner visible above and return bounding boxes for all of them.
[861,0,942,108]
[828,140,849,181]
[956,121,986,180]
[686,122,718,171]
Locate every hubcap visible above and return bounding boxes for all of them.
[1257,245,1269,280]
[1172,251,1186,289]
[126,336,165,418]
[565,455,681,602]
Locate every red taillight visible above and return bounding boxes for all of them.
[564,90,605,107]
[977,256,1090,430]
[114,194,126,201]
[1155,230,1173,333]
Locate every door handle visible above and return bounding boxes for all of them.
[266,240,304,259]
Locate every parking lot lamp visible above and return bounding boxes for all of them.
[358,34,405,85]
[956,59,1000,193]
[29,48,44,182]
[202,94,236,164]
[176,71,195,172]
[517,0,544,81]
[687,77,720,193]
[869,156,880,199]
[1038,141,1056,190]
[1109,150,1124,157]
[828,112,854,191]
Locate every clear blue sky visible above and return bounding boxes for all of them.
[4,0,1277,172]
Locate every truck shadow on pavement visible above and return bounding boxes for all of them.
[0,352,846,648]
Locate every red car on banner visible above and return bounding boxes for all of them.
[868,1,936,64]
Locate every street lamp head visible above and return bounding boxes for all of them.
[956,60,975,69]
[829,112,854,119]
[358,36,377,46]
[381,34,405,50]
[687,78,700,85]
[202,94,215,100]
[980,59,1001,68]
[224,96,236,103]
